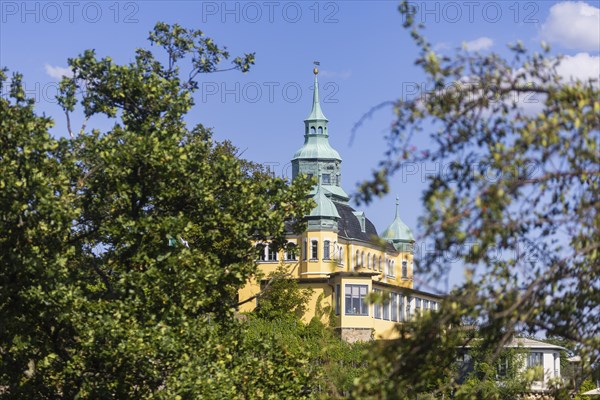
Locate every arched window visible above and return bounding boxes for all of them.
[402,261,408,278]
[355,250,360,268]
[378,256,382,272]
[256,244,266,261]
[285,243,297,261]
[267,244,277,261]
[310,126,316,134]
[367,253,371,269]
[372,254,377,270]
[318,126,323,134]
[361,251,365,268]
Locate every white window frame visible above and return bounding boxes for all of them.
[345,284,369,316]
[267,244,278,261]
[391,293,399,321]
[373,289,382,319]
[311,239,318,260]
[323,240,331,260]
[285,242,297,261]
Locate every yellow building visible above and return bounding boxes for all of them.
[238,68,442,342]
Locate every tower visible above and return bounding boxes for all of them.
[382,196,415,254]
[291,67,349,203]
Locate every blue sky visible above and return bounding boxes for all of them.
[2,1,599,291]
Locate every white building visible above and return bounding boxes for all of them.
[506,338,564,392]
[459,337,566,393]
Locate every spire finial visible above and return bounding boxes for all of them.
[395,196,400,218]
[305,61,327,122]
[312,61,320,110]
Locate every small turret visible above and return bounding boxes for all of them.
[382,196,415,253]
[306,168,340,231]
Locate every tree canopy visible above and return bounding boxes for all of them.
[0,22,314,398]
[353,2,599,398]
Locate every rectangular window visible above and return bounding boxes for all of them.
[416,298,422,310]
[424,300,429,310]
[256,244,266,261]
[383,292,390,320]
[406,296,412,319]
[303,241,307,260]
[373,289,382,319]
[267,245,278,261]
[323,240,331,260]
[335,284,341,315]
[285,244,297,261]
[322,173,331,185]
[345,284,368,316]
[402,261,408,278]
[497,356,509,377]
[311,240,318,260]
[399,295,404,321]
[527,352,543,368]
[391,293,399,321]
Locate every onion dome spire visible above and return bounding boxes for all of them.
[382,196,415,251]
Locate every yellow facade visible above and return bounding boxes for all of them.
[238,236,442,342]
[237,69,442,342]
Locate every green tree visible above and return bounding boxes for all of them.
[254,265,314,321]
[0,22,315,398]
[354,2,598,398]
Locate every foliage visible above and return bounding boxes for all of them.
[454,347,531,400]
[246,316,371,399]
[574,379,598,400]
[254,265,314,321]
[0,22,314,398]
[354,1,599,397]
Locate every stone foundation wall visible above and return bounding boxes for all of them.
[337,327,373,343]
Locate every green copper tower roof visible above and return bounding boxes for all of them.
[291,65,349,204]
[308,176,340,219]
[382,196,415,242]
[292,67,341,161]
[292,135,341,160]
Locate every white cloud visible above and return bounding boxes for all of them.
[556,52,600,84]
[318,69,352,79]
[44,64,73,80]
[462,37,493,52]
[540,2,600,52]
[432,42,451,52]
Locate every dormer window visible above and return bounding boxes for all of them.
[322,174,331,185]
